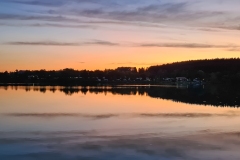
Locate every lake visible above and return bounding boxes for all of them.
[0,85,240,160]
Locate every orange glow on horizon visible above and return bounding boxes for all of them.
[1,46,239,72]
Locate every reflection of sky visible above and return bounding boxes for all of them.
[1,0,240,71]
[1,87,240,159]
[0,87,240,133]
[1,131,240,160]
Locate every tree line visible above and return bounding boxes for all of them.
[1,58,240,85]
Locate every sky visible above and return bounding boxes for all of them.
[0,0,240,71]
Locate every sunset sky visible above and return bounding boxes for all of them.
[0,0,240,71]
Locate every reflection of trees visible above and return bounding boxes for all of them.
[60,88,80,95]
[49,87,57,93]
[52,86,240,107]
[39,87,46,93]
[147,86,240,107]
[1,85,240,107]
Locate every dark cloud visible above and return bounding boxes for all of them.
[0,23,8,26]
[5,40,120,46]
[227,48,240,52]
[137,43,239,49]
[139,2,188,13]
[197,28,222,32]
[0,13,76,22]
[1,0,239,32]
[4,40,240,49]
[5,41,80,46]
[84,40,119,46]
[216,25,240,31]
[0,13,166,29]
[51,2,226,27]
[0,13,129,29]
[29,23,98,29]
[0,2,226,27]
[1,0,123,7]
[48,2,187,23]
[1,0,66,7]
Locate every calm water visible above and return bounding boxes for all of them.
[0,85,240,160]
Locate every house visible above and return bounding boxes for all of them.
[176,77,188,82]
[164,78,175,82]
[145,77,151,81]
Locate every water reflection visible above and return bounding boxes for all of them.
[1,130,240,160]
[3,112,240,119]
[1,85,240,160]
[1,85,240,107]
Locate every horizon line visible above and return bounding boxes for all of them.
[1,57,240,72]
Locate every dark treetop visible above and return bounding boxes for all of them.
[1,58,240,85]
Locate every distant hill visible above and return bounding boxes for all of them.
[148,58,240,73]
[147,58,240,84]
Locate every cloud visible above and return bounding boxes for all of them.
[1,1,239,31]
[0,13,77,22]
[5,41,79,46]
[0,23,8,26]
[51,2,185,22]
[0,0,66,7]
[62,2,189,24]
[4,40,240,50]
[197,28,222,32]
[2,0,239,32]
[5,40,120,46]
[29,23,98,29]
[227,48,240,52]
[0,13,167,29]
[41,1,237,30]
[137,2,188,13]
[137,43,239,49]
[84,40,119,46]
[216,25,240,31]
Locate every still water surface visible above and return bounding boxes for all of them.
[0,85,240,160]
